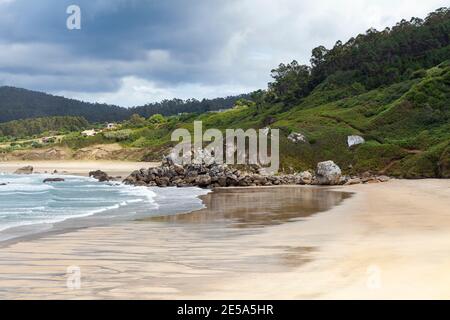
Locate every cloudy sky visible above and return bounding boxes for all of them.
[0,0,447,107]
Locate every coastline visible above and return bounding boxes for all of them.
[0,177,448,299]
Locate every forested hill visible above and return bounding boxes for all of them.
[0,87,127,123]
[267,7,450,105]
[0,86,249,123]
[129,94,251,118]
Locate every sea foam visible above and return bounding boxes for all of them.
[0,173,209,240]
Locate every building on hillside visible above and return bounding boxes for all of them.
[105,123,117,130]
[81,129,97,137]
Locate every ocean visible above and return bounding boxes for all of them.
[0,173,209,242]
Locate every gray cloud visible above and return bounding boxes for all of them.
[0,0,448,106]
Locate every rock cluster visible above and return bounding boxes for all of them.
[14,166,33,174]
[43,178,65,183]
[123,156,317,188]
[122,157,390,189]
[287,132,308,144]
[343,172,390,185]
[124,157,388,188]
[89,170,113,182]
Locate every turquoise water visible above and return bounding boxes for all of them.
[0,173,209,241]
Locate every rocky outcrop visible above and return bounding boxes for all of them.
[347,135,365,147]
[288,132,308,144]
[123,156,314,189]
[344,174,391,185]
[14,166,33,174]
[314,161,342,185]
[43,178,65,183]
[89,170,113,182]
[123,156,391,189]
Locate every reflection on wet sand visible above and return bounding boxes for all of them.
[150,186,352,228]
[0,186,352,299]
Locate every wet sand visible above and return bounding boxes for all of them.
[0,160,159,177]
[0,179,449,299]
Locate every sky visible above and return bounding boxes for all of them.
[0,0,448,107]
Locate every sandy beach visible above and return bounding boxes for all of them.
[0,177,449,299]
[0,161,159,177]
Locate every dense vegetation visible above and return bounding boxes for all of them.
[268,7,450,105]
[0,116,89,139]
[0,87,126,123]
[129,95,251,118]
[1,8,449,178]
[0,86,249,123]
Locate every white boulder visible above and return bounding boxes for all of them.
[315,160,342,185]
[347,135,365,147]
[288,132,307,144]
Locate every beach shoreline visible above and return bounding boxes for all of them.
[0,174,448,299]
[0,160,160,177]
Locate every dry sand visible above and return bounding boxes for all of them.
[0,160,159,177]
[0,179,449,299]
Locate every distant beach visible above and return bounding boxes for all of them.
[0,160,159,177]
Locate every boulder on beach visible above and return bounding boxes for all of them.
[377,175,390,183]
[314,160,342,185]
[14,166,33,174]
[298,171,313,184]
[89,170,111,182]
[43,178,65,183]
[345,177,362,185]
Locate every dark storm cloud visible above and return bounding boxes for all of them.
[0,0,235,88]
[0,0,447,106]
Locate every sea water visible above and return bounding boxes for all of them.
[0,173,209,241]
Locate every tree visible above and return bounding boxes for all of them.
[148,114,165,124]
[128,114,146,127]
[250,90,265,112]
[268,60,311,104]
